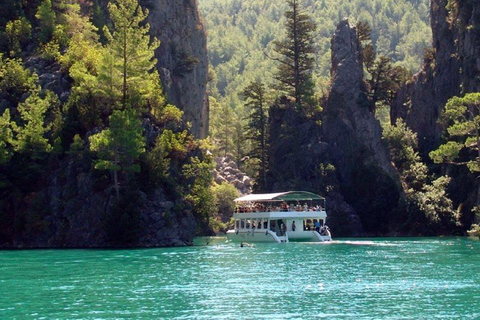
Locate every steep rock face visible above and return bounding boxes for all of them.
[392,0,480,154]
[266,96,364,236]
[142,0,209,139]
[324,19,403,234]
[1,155,197,249]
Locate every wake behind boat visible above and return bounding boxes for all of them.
[226,191,331,243]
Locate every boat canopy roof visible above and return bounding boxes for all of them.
[234,191,324,203]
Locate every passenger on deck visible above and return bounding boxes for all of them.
[291,221,296,231]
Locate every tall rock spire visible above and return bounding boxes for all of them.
[324,19,402,234]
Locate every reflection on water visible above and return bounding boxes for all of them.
[1,238,479,319]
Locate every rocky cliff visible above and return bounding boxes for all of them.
[392,0,480,154]
[142,0,209,139]
[323,19,403,234]
[0,115,201,249]
[1,154,197,248]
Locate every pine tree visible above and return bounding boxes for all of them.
[208,96,235,156]
[14,90,53,159]
[273,0,317,109]
[102,0,160,110]
[242,81,269,191]
[35,0,56,44]
[430,93,480,173]
[89,108,146,197]
[0,109,15,165]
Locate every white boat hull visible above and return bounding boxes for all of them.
[226,229,331,243]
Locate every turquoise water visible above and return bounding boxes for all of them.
[1,238,479,319]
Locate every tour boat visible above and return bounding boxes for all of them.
[226,191,332,243]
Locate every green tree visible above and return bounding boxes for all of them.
[89,108,146,197]
[430,93,480,172]
[273,0,317,109]
[4,18,32,57]
[430,93,480,231]
[212,182,239,223]
[208,96,235,156]
[14,91,53,159]
[242,81,269,191]
[383,118,459,233]
[102,0,161,110]
[0,109,15,165]
[0,55,38,110]
[383,119,419,173]
[35,0,56,44]
[182,156,216,230]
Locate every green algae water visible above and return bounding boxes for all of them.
[1,238,479,319]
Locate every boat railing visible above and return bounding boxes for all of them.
[234,206,324,214]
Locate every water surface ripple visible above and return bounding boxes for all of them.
[1,238,479,319]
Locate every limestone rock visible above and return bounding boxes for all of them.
[323,19,403,234]
[392,0,480,154]
[214,156,252,195]
[143,0,209,139]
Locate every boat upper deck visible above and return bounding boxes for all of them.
[233,191,327,219]
[233,208,326,219]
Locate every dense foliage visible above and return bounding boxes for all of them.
[0,0,217,245]
[199,0,431,159]
[383,120,460,235]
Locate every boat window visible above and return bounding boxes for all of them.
[270,220,276,231]
[257,219,262,229]
[304,219,313,231]
[235,220,239,229]
[246,220,251,229]
[240,219,245,229]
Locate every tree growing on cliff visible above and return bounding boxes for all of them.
[101,0,161,111]
[242,81,269,191]
[383,119,458,234]
[14,90,54,158]
[35,0,56,44]
[430,93,480,172]
[0,109,15,166]
[272,0,317,110]
[430,93,480,230]
[89,108,146,198]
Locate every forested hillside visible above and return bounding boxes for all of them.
[199,0,430,98]
[198,0,432,162]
